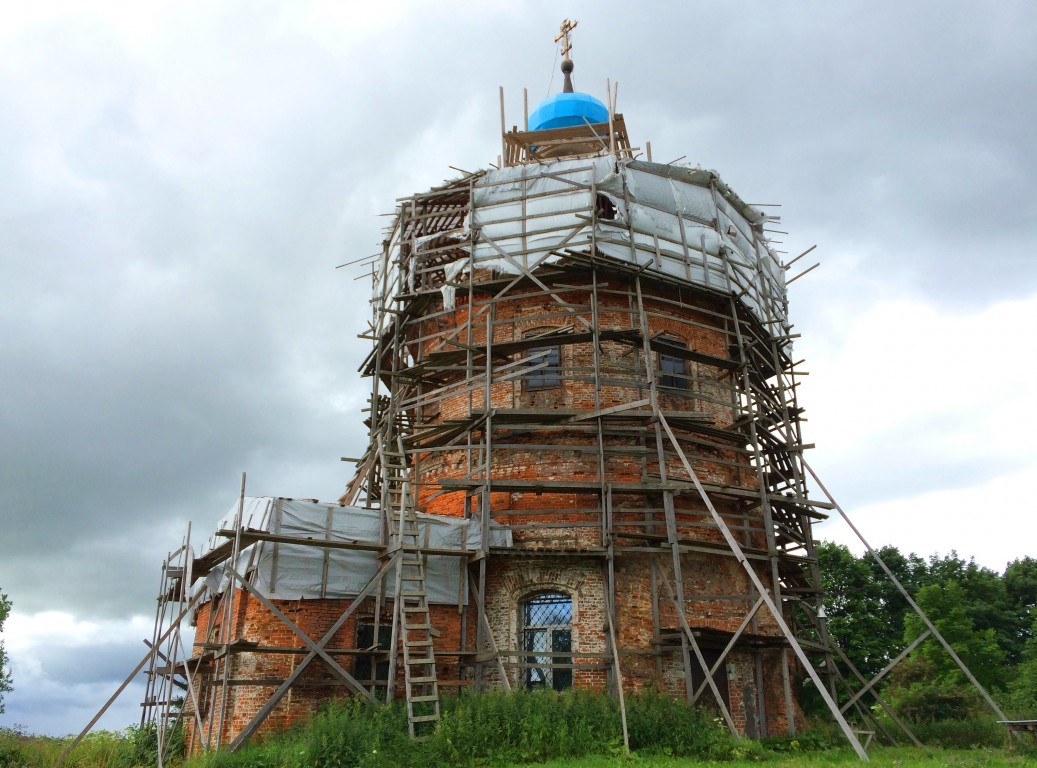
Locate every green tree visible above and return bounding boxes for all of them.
[869,545,930,603]
[1005,557,1037,649]
[887,581,1006,722]
[866,545,930,651]
[817,543,1035,722]
[0,590,11,715]
[817,543,929,679]
[818,542,899,679]
[926,552,1022,663]
[1005,613,1037,716]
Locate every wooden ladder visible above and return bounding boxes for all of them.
[384,440,441,738]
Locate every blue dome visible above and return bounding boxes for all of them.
[529,92,609,131]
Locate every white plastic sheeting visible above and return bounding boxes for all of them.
[375,156,789,331]
[197,498,511,605]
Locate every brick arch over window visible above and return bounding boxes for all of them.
[519,591,573,691]
[484,562,605,688]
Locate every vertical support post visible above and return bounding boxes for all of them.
[461,493,472,680]
[142,553,168,727]
[606,79,615,156]
[781,650,795,735]
[632,274,739,735]
[654,406,869,760]
[754,651,768,739]
[650,557,663,679]
[499,86,507,167]
[725,291,797,734]
[611,81,618,155]
[214,473,246,750]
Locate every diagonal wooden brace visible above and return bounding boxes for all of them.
[226,553,402,749]
[655,556,740,736]
[691,595,765,704]
[655,410,870,761]
[226,567,376,701]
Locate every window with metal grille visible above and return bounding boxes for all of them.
[659,344,689,390]
[521,592,573,691]
[355,621,392,690]
[524,345,562,390]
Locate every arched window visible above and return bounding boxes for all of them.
[521,592,573,691]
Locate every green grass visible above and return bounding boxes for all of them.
[0,722,184,768]
[181,692,1035,768]
[4,693,1033,768]
[1,728,132,768]
[525,749,1035,767]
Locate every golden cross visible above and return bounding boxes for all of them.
[555,18,578,57]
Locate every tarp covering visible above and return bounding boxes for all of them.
[197,498,511,605]
[376,156,790,333]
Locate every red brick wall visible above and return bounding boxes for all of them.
[416,280,746,530]
[185,275,805,747]
[186,593,476,750]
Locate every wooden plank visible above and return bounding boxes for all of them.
[648,336,740,371]
[211,528,471,558]
[567,399,650,422]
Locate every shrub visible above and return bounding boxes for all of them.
[903,717,1004,749]
[760,723,842,753]
[126,722,186,768]
[624,688,744,759]
[885,654,987,723]
[200,736,309,768]
[0,726,31,768]
[308,698,417,768]
[433,688,621,765]
[180,689,779,767]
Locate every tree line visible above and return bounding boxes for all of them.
[816,544,1037,721]
[0,590,10,715]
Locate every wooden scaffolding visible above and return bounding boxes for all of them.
[104,103,1011,768]
[331,127,875,751]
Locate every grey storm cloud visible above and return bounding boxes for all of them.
[1,0,1035,736]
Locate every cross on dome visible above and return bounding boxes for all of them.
[555,18,577,57]
[528,19,608,132]
[555,19,578,92]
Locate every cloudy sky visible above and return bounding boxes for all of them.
[1,0,1034,737]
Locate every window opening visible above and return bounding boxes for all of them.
[690,647,731,713]
[521,592,573,691]
[525,345,562,390]
[595,193,617,221]
[355,621,392,691]
[659,342,689,390]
